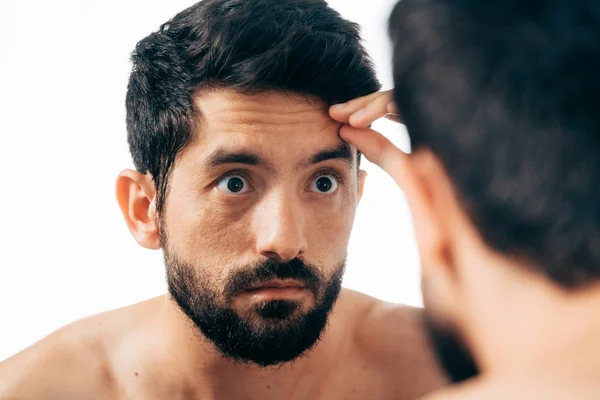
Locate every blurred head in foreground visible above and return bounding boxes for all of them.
[388,0,600,382]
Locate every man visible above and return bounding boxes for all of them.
[332,0,600,398]
[0,1,447,399]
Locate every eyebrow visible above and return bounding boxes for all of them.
[302,142,354,169]
[202,142,354,173]
[202,149,275,172]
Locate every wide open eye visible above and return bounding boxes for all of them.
[308,174,339,194]
[217,175,251,195]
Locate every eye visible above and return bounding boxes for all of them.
[309,174,339,194]
[217,174,251,195]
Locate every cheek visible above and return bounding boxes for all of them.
[164,192,255,272]
[304,192,356,263]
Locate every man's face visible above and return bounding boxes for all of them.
[160,90,363,366]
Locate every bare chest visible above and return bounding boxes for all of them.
[114,364,406,400]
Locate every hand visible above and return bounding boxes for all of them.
[329,89,401,128]
[329,90,408,189]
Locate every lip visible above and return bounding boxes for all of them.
[246,279,306,291]
[242,279,309,300]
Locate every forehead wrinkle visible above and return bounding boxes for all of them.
[209,108,332,128]
[194,90,327,115]
[193,89,338,132]
[199,112,341,145]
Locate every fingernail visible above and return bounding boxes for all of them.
[387,102,398,114]
[332,102,347,109]
[351,108,366,119]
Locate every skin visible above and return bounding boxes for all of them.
[0,90,447,400]
[332,90,600,399]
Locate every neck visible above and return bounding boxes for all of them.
[464,261,600,381]
[140,294,336,399]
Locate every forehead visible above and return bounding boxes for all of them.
[186,89,344,160]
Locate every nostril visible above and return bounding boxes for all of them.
[263,251,283,262]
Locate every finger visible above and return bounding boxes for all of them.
[385,101,402,123]
[384,113,402,124]
[329,90,388,123]
[348,91,395,128]
[339,124,409,188]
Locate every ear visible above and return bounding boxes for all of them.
[403,149,462,319]
[115,169,161,250]
[358,169,367,202]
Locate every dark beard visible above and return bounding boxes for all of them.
[166,253,344,367]
[424,314,480,383]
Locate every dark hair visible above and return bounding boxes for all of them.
[389,0,600,287]
[126,0,380,214]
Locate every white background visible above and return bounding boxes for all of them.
[0,0,419,362]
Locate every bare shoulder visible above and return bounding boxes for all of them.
[0,299,156,399]
[0,320,115,399]
[340,289,448,397]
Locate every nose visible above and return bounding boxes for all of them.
[254,190,308,262]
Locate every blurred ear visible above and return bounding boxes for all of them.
[403,149,462,320]
[358,169,367,201]
[115,169,161,250]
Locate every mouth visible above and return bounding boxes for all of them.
[242,279,309,300]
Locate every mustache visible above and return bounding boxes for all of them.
[224,258,324,298]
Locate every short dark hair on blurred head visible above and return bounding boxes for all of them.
[126,0,380,215]
[389,0,600,287]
